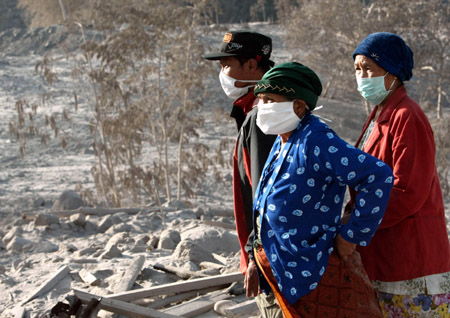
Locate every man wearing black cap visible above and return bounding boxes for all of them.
[204,31,280,318]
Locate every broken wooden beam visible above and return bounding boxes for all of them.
[21,265,70,305]
[115,255,145,293]
[152,263,208,280]
[162,289,230,317]
[106,272,243,302]
[73,289,184,318]
[134,285,226,309]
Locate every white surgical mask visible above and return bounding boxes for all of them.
[219,70,257,100]
[356,73,396,105]
[256,101,300,135]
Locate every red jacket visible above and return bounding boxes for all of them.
[350,86,450,282]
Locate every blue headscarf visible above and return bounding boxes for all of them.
[353,32,414,82]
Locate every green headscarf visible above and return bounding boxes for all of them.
[254,62,322,110]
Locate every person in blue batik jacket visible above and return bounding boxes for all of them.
[244,62,394,318]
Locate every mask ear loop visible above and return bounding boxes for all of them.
[311,105,332,123]
[384,72,397,91]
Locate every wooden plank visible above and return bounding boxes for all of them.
[73,289,185,318]
[163,290,231,317]
[107,272,243,302]
[21,265,70,305]
[115,255,145,293]
[135,285,227,309]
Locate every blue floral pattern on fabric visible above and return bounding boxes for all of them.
[253,114,393,305]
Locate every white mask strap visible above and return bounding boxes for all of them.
[311,105,332,122]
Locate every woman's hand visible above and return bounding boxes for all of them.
[335,234,357,261]
[245,259,260,297]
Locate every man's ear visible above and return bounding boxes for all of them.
[293,99,308,118]
[245,58,258,73]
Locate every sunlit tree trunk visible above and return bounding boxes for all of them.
[157,52,172,202]
[436,47,444,119]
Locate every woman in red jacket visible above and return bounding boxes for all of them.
[349,32,450,317]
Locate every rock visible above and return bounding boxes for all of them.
[79,269,99,286]
[180,225,239,255]
[61,243,78,253]
[77,246,98,256]
[6,236,31,252]
[2,226,22,245]
[135,235,150,245]
[157,229,181,250]
[158,236,176,250]
[98,215,122,233]
[70,213,86,226]
[100,242,122,259]
[173,240,215,264]
[107,232,131,246]
[84,221,99,233]
[34,213,59,226]
[47,223,60,231]
[148,236,159,249]
[148,215,164,231]
[52,190,84,210]
[129,244,148,253]
[105,223,134,235]
[33,197,46,209]
[193,207,205,218]
[32,241,59,253]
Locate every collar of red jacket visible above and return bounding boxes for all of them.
[233,88,257,115]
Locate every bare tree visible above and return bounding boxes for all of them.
[276,0,449,117]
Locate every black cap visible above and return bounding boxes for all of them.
[204,30,273,64]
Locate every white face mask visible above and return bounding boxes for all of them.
[356,72,396,105]
[256,101,300,135]
[219,70,257,100]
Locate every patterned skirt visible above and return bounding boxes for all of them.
[377,292,450,317]
[254,246,382,318]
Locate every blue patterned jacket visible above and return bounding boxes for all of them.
[253,113,393,305]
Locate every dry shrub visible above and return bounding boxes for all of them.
[10,1,231,208]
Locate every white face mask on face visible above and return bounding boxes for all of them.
[219,70,257,100]
[256,101,300,135]
[356,72,396,105]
